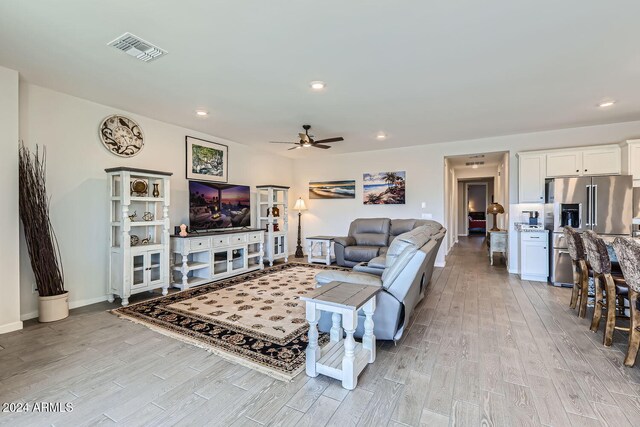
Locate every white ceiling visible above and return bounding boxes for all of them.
[2,1,640,158]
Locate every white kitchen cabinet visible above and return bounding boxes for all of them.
[520,231,549,282]
[623,140,640,186]
[582,146,621,175]
[518,153,546,203]
[546,151,582,177]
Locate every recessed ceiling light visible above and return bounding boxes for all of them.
[376,132,387,140]
[598,100,616,108]
[195,110,209,117]
[309,81,326,90]
[472,164,479,169]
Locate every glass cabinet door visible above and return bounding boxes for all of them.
[148,251,163,286]
[230,248,246,272]
[213,249,229,276]
[132,254,145,287]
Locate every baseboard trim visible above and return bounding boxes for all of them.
[20,295,110,321]
[435,260,446,268]
[0,320,23,334]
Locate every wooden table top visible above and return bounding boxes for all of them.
[300,281,380,310]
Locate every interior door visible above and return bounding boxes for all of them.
[592,175,632,235]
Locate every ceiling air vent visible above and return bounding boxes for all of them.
[108,32,167,62]
[465,161,485,166]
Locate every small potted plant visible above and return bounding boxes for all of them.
[19,143,67,322]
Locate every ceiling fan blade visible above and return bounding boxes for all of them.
[269,141,297,144]
[312,144,331,149]
[313,137,344,144]
[288,145,302,150]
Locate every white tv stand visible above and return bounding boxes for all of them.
[170,228,264,290]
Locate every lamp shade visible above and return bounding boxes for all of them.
[487,202,505,214]
[293,197,307,211]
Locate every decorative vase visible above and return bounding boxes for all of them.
[152,183,160,198]
[38,291,69,323]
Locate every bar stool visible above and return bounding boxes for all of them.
[564,226,590,318]
[583,231,629,347]
[612,237,640,367]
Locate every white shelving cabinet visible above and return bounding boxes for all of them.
[257,185,289,266]
[170,229,264,290]
[106,167,172,306]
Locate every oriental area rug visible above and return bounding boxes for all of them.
[112,263,349,381]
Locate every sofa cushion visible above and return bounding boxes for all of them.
[389,219,442,243]
[344,245,381,262]
[368,255,387,269]
[349,218,390,246]
[382,226,432,286]
[353,232,388,246]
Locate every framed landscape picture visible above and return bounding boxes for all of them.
[309,180,356,199]
[186,136,228,183]
[363,171,406,204]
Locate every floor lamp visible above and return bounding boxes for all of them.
[294,197,307,258]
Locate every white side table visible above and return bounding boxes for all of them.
[488,230,508,266]
[306,236,335,265]
[301,281,380,390]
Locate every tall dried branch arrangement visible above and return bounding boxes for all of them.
[18,142,65,296]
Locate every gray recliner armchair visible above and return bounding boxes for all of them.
[315,224,446,341]
[334,218,390,267]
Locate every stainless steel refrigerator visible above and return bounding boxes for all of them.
[544,175,633,286]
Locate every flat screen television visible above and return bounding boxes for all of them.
[189,181,251,231]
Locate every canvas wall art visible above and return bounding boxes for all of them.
[309,180,356,199]
[186,136,228,183]
[363,171,406,204]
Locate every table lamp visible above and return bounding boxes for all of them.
[293,197,307,258]
[487,202,505,231]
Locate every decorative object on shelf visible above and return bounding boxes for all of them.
[273,223,280,232]
[186,135,228,183]
[271,206,280,217]
[130,235,140,246]
[363,171,406,205]
[130,179,148,196]
[141,236,151,245]
[309,180,356,199]
[99,115,144,157]
[18,143,68,322]
[487,202,505,231]
[142,211,154,221]
[294,197,307,258]
[152,183,160,198]
[128,211,137,221]
[179,224,188,237]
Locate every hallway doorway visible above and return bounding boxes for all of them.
[443,151,510,261]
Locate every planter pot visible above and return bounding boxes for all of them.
[38,291,69,322]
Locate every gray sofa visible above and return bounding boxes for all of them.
[316,223,446,341]
[334,218,441,267]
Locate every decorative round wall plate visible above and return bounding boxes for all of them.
[99,115,144,157]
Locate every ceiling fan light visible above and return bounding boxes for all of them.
[302,143,311,148]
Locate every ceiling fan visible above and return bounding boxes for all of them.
[269,125,344,150]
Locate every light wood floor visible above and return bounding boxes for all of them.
[1,237,639,426]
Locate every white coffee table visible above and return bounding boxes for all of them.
[301,281,379,390]
[306,236,335,265]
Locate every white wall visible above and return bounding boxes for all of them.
[0,66,22,333]
[292,120,640,265]
[18,83,294,319]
